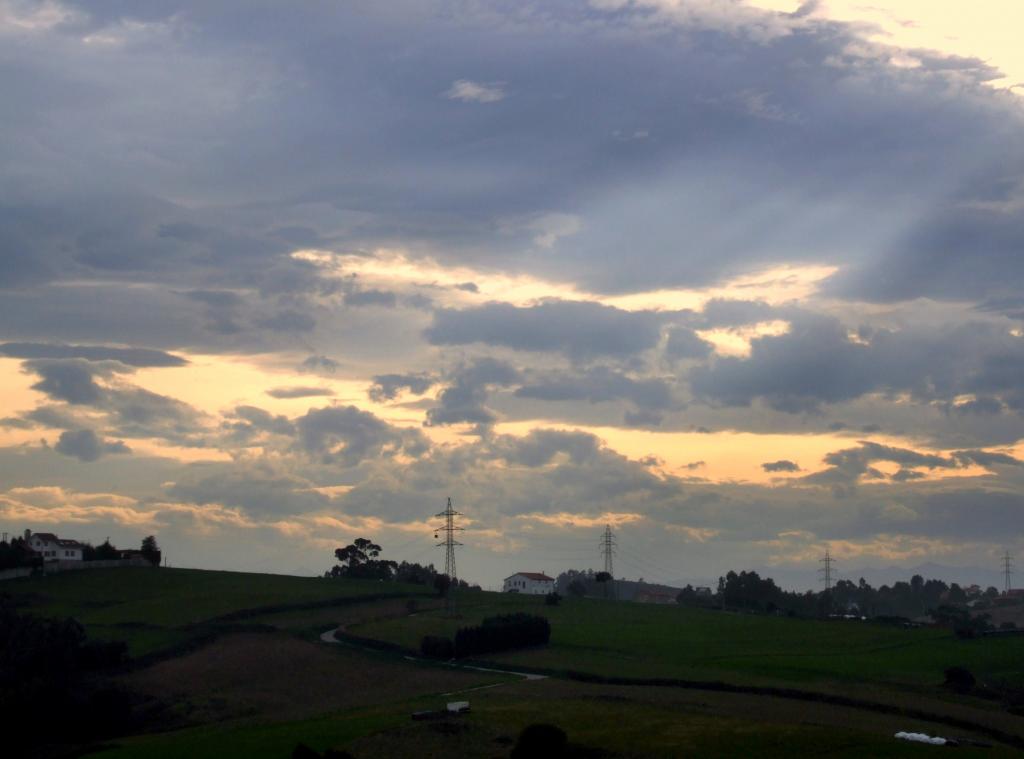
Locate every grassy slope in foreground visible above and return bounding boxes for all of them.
[89,683,1019,759]
[352,591,1024,691]
[3,567,429,655]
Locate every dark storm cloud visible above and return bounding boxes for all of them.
[831,204,1024,304]
[762,460,801,473]
[179,290,244,308]
[296,405,428,466]
[697,299,781,328]
[690,315,873,413]
[368,373,438,402]
[54,429,131,463]
[690,314,1024,413]
[425,358,521,429]
[300,356,341,374]
[254,310,316,333]
[25,359,111,405]
[426,301,667,358]
[665,327,714,361]
[167,465,329,515]
[622,409,664,428]
[221,405,295,445]
[802,441,1020,493]
[266,386,335,400]
[516,366,674,410]
[344,289,398,308]
[948,397,1005,416]
[492,429,600,468]
[1,0,1021,315]
[0,343,186,367]
[18,359,207,445]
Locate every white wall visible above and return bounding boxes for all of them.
[502,574,554,595]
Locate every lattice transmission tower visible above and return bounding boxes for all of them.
[1004,551,1014,594]
[819,548,835,592]
[598,525,617,600]
[434,497,463,616]
[600,524,616,576]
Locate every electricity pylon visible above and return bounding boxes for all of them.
[599,525,617,600]
[434,497,463,616]
[1004,551,1014,594]
[819,548,835,592]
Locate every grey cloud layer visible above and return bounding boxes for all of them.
[2,0,1024,581]
[425,301,667,358]
[690,314,1024,414]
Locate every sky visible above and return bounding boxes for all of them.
[2,0,1024,591]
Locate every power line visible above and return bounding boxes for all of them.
[434,496,463,616]
[615,544,682,582]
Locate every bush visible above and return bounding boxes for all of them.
[420,635,455,659]
[454,613,550,658]
[944,666,976,693]
[545,591,562,606]
[511,724,567,759]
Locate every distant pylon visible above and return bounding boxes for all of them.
[1003,551,1014,594]
[819,548,835,592]
[600,524,616,576]
[434,497,463,616]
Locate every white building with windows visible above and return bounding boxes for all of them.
[503,572,555,595]
[25,530,85,561]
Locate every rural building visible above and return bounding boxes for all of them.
[635,589,677,604]
[503,572,555,594]
[25,530,85,561]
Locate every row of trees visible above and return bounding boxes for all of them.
[557,565,1006,622]
[699,570,1003,619]
[323,538,479,593]
[420,613,551,660]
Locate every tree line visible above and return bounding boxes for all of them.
[323,537,480,594]
[556,566,1007,623]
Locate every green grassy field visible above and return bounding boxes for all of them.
[89,680,1021,759]
[352,591,1024,693]
[6,567,1024,757]
[4,566,429,655]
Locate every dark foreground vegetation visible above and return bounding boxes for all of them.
[0,595,134,754]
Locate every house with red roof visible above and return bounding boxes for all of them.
[502,571,555,595]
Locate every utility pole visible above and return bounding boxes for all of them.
[819,548,834,592]
[434,497,463,616]
[599,525,616,600]
[1003,551,1014,594]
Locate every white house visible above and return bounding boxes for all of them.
[25,530,85,561]
[503,572,555,595]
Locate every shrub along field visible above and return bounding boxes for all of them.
[4,567,1024,757]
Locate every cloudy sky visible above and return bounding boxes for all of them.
[3,0,1024,589]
